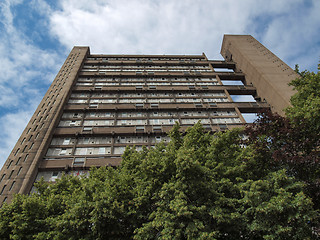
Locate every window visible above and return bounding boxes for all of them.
[74,147,110,155]
[76,148,87,155]
[89,104,98,108]
[98,147,106,154]
[22,145,28,152]
[60,148,67,155]
[113,147,126,155]
[7,160,13,169]
[24,154,29,162]
[8,170,14,179]
[153,126,162,131]
[17,167,22,176]
[16,157,21,165]
[151,119,160,125]
[83,127,92,131]
[136,126,144,132]
[136,119,144,125]
[151,103,158,108]
[0,174,5,183]
[14,148,20,156]
[9,181,15,191]
[74,158,85,166]
[209,102,217,107]
[35,133,40,139]
[0,185,6,195]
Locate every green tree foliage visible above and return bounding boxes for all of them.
[287,64,320,133]
[245,64,320,211]
[0,123,317,239]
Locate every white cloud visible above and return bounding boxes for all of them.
[0,0,63,167]
[49,0,252,57]
[49,0,320,71]
[259,0,320,71]
[0,86,19,107]
[30,0,52,16]
[0,110,34,167]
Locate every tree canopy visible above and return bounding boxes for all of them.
[288,64,320,132]
[245,64,320,211]
[0,123,317,239]
[1,64,320,239]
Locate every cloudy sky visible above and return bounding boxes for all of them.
[0,0,319,168]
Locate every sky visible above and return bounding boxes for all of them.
[0,0,319,168]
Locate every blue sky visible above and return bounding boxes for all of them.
[0,0,319,168]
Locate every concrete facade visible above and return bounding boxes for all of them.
[0,35,296,205]
[221,35,298,115]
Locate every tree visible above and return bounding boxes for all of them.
[0,123,317,239]
[287,64,320,133]
[245,64,320,211]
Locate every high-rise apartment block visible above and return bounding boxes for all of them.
[0,35,299,204]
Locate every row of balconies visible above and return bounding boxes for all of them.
[70,92,226,98]
[58,117,241,128]
[68,97,229,104]
[77,77,217,82]
[61,110,237,119]
[86,56,206,62]
[72,84,251,93]
[53,123,243,137]
[63,101,265,113]
[76,81,218,86]
[50,135,169,146]
[82,65,211,69]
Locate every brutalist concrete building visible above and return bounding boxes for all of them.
[0,35,298,204]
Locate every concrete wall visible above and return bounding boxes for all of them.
[221,35,298,115]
